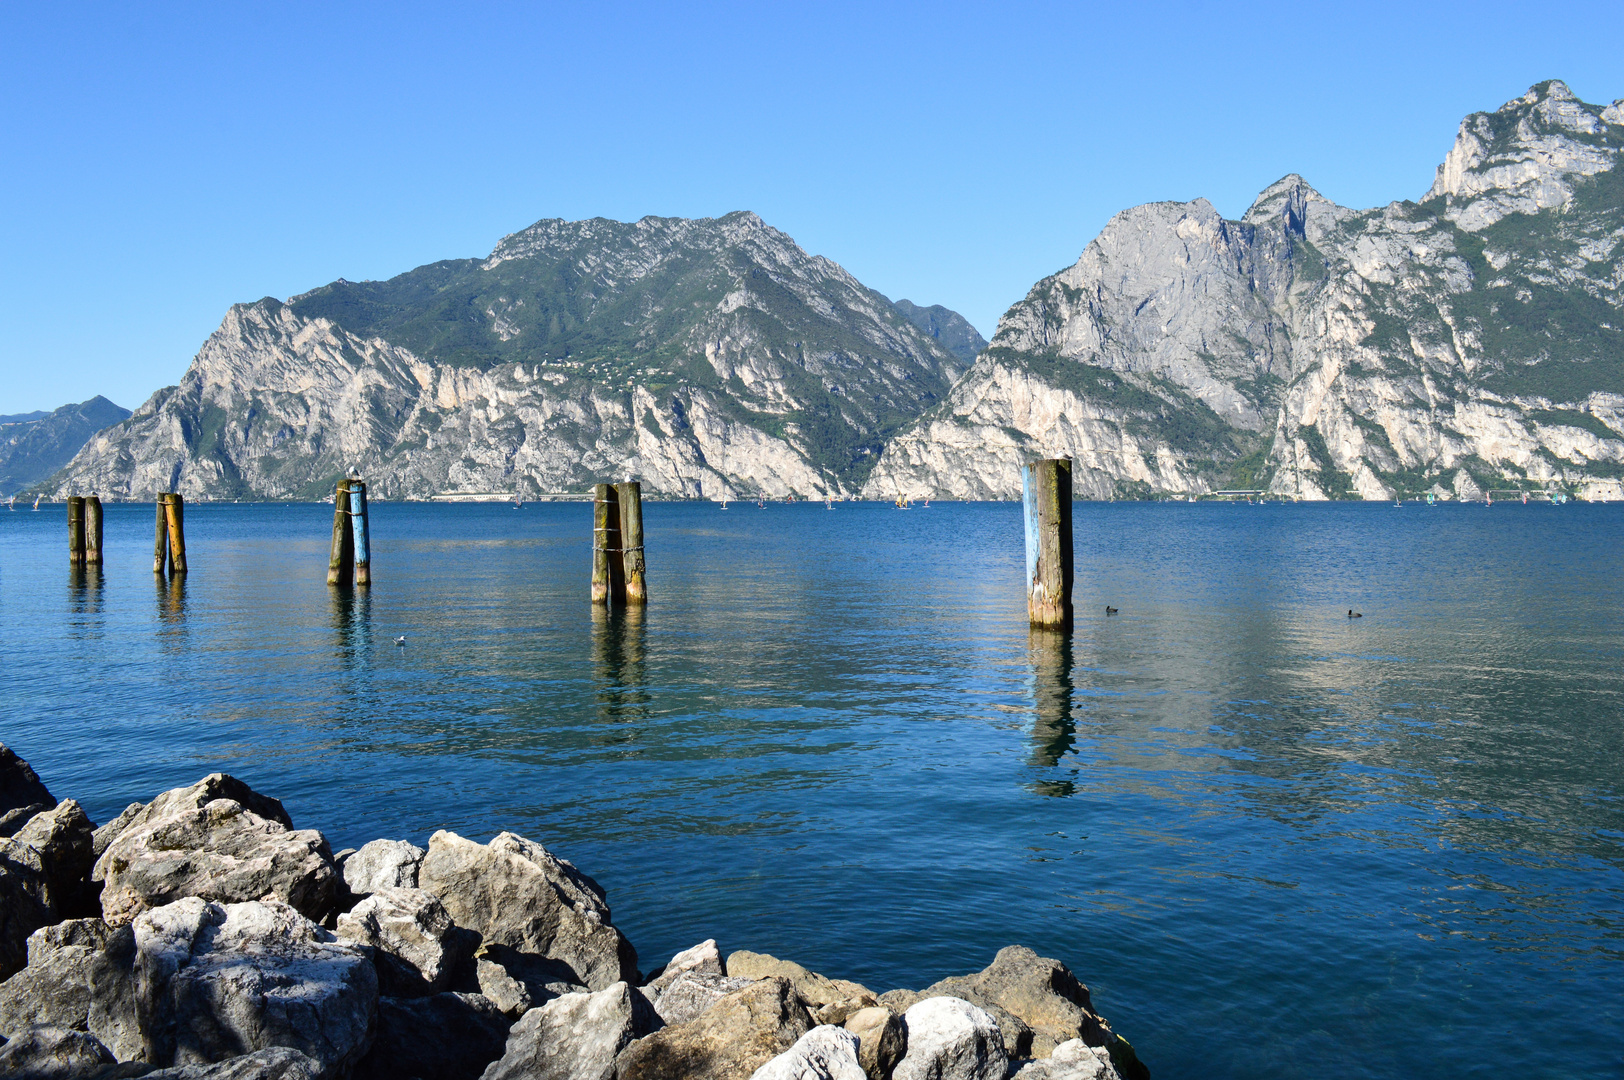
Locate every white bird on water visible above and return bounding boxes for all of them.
[394,635,407,646]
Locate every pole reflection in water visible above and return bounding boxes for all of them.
[68,565,104,637]
[155,573,187,647]
[591,604,649,737]
[332,586,373,672]
[1026,626,1078,797]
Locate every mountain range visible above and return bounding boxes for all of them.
[32,80,1624,502]
[1,397,130,494]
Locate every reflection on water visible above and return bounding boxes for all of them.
[1026,628,1076,797]
[1,500,1622,1080]
[592,604,649,733]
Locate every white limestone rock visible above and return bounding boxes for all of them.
[479,980,655,1080]
[336,886,465,996]
[892,997,1007,1080]
[751,1024,867,1080]
[1010,1039,1122,1080]
[341,839,425,897]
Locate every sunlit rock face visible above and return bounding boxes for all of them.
[867,81,1624,501]
[49,213,973,501]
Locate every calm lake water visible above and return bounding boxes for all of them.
[2,500,1620,1078]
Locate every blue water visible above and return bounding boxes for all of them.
[2,500,1621,1078]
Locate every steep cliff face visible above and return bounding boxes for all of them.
[0,397,130,493]
[52,212,968,500]
[867,81,1624,500]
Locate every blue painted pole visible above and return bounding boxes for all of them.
[350,480,370,586]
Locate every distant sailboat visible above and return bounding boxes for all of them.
[32,494,43,510]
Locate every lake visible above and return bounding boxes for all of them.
[2,499,1620,1078]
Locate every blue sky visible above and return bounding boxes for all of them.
[2,0,1621,413]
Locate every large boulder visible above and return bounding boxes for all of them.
[341,840,424,898]
[336,887,466,997]
[651,971,754,1026]
[92,804,146,864]
[0,919,140,1058]
[480,980,656,1080]
[615,976,812,1080]
[892,998,1007,1080]
[0,744,55,837]
[96,798,337,926]
[0,1024,116,1077]
[352,993,511,1080]
[885,947,1119,1059]
[142,1047,325,1079]
[750,1025,866,1080]
[843,1006,905,1080]
[727,951,874,1008]
[418,831,637,991]
[1010,1039,1122,1080]
[133,897,377,1076]
[0,839,54,979]
[14,800,97,917]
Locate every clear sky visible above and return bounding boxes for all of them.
[2,0,1621,414]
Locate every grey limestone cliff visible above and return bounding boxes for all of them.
[865,80,1624,501]
[1,397,130,495]
[50,213,968,501]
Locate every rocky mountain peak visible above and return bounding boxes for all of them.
[1242,174,1337,237]
[1425,80,1620,231]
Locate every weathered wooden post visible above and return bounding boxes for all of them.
[67,497,86,565]
[328,479,354,587]
[616,481,647,604]
[154,494,170,575]
[1021,458,1073,628]
[350,480,371,586]
[164,493,188,574]
[85,496,103,565]
[591,483,624,605]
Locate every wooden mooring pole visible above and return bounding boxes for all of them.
[350,480,371,586]
[85,496,103,565]
[617,481,647,605]
[591,483,625,605]
[164,493,188,574]
[154,495,170,574]
[1022,458,1073,628]
[328,479,354,587]
[67,497,86,565]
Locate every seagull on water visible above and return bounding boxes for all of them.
[395,635,407,645]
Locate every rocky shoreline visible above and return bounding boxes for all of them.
[0,744,1147,1080]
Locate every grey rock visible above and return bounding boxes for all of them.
[132,897,377,1076]
[0,922,117,1038]
[469,945,586,1017]
[479,981,655,1080]
[615,976,812,1080]
[92,804,146,863]
[652,971,754,1026]
[726,951,874,1007]
[14,799,97,917]
[336,886,464,996]
[96,798,336,926]
[750,1025,866,1080]
[0,744,55,823]
[141,1046,325,1079]
[0,805,51,839]
[418,831,635,991]
[0,839,52,979]
[341,839,424,897]
[0,396,130,493]
[905,947,1115,1059]
[0,1024,115,1077]
[644,938,723,996]
[892,998,1006,1080]
[353,993,510,1080]
[1009,1039,1122,1080]
[843,1006,905,1080]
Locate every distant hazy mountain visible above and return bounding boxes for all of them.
[891,299,988,365]
[2,397,129,494]
[866,80,1624,500]
[52,213,971,500]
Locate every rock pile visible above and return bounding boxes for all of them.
[0,745,1149,1080]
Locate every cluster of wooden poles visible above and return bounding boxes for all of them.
[592,481,647,606]
[328,479,372,586]
[65,496,104,567]
[54,460,1074,627]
